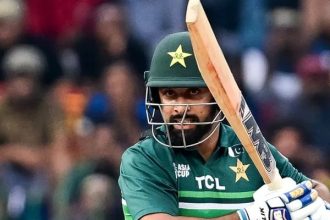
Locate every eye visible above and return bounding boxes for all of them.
[161,89,176,98]
[165,90,175,97]
[189,88,200,96]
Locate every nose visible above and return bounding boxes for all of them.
[173,99,190,115]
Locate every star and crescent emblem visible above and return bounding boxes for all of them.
[167,44,192,68]
[229,159,250,182]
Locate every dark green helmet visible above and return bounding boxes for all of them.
[145,32,206,88]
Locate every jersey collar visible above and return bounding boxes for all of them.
[217,123,241,148]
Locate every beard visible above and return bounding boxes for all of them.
[168,107,218,146]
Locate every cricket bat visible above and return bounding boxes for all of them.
[186,0,283,190]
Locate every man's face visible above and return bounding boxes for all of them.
[6,75,36,101]
[158,87,216,146]
[0,19,22,47]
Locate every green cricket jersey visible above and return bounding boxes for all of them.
[118,124,308,220]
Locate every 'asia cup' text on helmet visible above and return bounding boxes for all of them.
[144,32,224,148]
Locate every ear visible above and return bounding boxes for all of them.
[150,87,160,103]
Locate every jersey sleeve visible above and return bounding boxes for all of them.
[118,144,178,220]
[269,143,309,183]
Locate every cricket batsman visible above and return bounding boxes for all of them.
[118,32,330,220]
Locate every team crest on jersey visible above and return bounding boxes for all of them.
[228,145,244,157]
[229,159,250,182]
[173,163,191,178]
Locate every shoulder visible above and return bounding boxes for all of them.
[122,136,175,168]
[39,96,63,114]
[0,99,13,119]
[0,100,7,113]
[120,136,178,188]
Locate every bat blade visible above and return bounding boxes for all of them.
[186,0,282,189]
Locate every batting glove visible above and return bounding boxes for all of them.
[237,178,328,220]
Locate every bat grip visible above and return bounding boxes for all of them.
[267,168,285,191]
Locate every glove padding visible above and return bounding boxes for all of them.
[312,201,330,220]
[237,178,329,220]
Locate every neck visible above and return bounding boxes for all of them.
[197,125,220,161]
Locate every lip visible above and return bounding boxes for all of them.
[173,118,194,123]
[173,124,195,130]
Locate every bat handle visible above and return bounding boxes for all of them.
[267,168,285,191]
[253,169,296,202]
